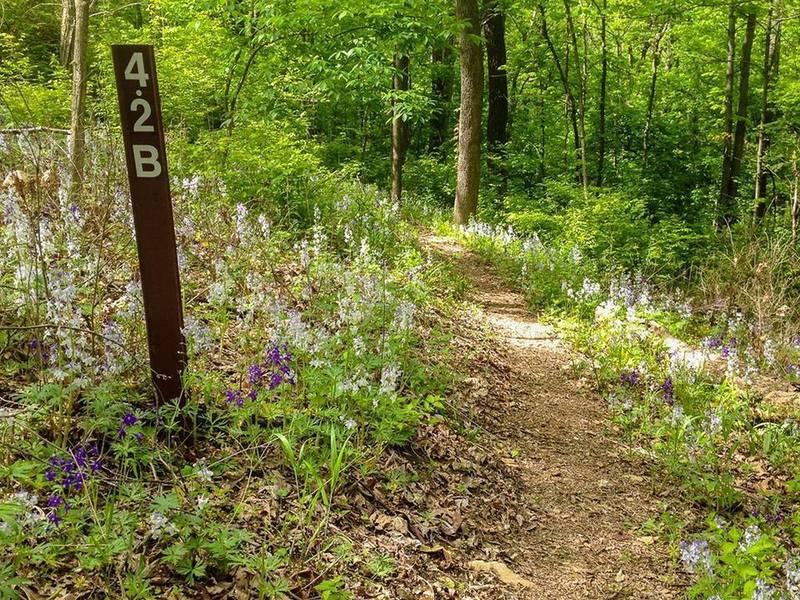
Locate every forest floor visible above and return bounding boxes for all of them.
[404,234,687,599]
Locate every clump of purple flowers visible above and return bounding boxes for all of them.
[28,339,56,364]
[721,337,738,358]
[660,376,675,405]
[619,369,641,387]
[225,343,296,408]
[45,444,103,525]
[118,411,143,443]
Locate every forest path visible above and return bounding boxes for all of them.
[423,234,683,599]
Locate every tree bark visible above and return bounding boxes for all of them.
[718,4,737,229]
[59,0,75,68]
[643,22,669,165]
[453,0,483,225]
[754,2,780,221]
[391,54,410,204]
[484,0,509,189]
[563,0,589,194]
[596,0,607,186]
[429,43,454,153]
[541,3,584,190]
[718,11,756,231]
[68,0,90,194]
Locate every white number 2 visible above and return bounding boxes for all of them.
[124,52,149,87]
[130,99,154,132]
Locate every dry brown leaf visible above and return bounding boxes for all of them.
[468,560,534,588]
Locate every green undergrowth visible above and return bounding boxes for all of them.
[0,157,467,597]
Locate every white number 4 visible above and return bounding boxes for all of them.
[124,52,149,87]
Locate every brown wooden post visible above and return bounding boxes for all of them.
[111,45,185,403]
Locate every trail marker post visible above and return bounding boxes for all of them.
[112,44,186,403]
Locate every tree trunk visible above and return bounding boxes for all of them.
[391,53,410,204]
[643,22,669,165]
[718,4,737,230]
[68,0,90,194]
[484,0,509,189]
[453,0,483,225]
[754,2,780,221]
[563,0,589,194]
[717,12,756,230]
[59,0,75,68]
[596,0,607,186]
[541,3,584,190]
[539,80,546,182]
[429,43,454,153]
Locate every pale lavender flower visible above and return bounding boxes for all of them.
[679,539,712,573]
[786,555,800,599]
[739,524,762,551]
[752,578,775,600]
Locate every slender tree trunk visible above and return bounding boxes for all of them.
[360,108,369,159]
[484,0,509,191]
[391,54,410,204]
[68,0,89,193]
[718,4,737,229]
[563,0,589,194]
[755,2,780,221]
[541,3,583,189]
[596,0,607,186]
[453,0,483,225]
[59,0,75,68]
[718,12,756,230]
[539,80,547,182]
[643,22,669,165]
[429,43,454,153]
[565,42,581,184]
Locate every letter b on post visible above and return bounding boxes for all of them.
[133,144,162,178]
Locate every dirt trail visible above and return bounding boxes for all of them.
[425,235,683,599]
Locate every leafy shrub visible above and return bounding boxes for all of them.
[404,155,455,206]
[562,191,650,274]
[506,210,563,240]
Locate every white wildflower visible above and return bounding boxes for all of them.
[380,364,401,395]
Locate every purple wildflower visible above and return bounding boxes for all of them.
[224,389,244,407]
[74,447,87,468]
[269,372,283,390]
[661,376,675,405]
[620,370,640,386]
[122,412,137,427]
[247,364,263,385]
